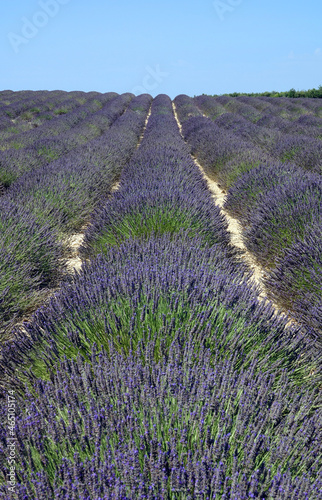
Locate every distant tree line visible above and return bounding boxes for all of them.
[209,85,322,98]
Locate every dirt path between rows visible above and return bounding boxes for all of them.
[137,106,152,148]
[64,181,120,273]
[172,102,296,324]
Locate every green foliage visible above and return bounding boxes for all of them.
[37,146,61,161]
[217,159,261,190]
[38,113,53,121]
[11,142,23,150]
[210,84,322,99]
[25,180,96,234]
[90,205,219,255]
[132,106,146,112]
[0,168,19,187]
[5,127,19,134]
[54,108,68,115]
[281,147,301,162]
[18,261,314,390]
[0,216,61,332]
[20,111,34,121]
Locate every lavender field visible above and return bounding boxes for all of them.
[0,90,321,499]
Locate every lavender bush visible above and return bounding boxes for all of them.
[243,172,322,267]
[194,95,227,119]
[224,162,302,226]
[1,339,321,499]
[265,221,322,332]
[269,133,322,173]
[173,94,203,122]
[82,95,230,256]
[179,115,270,190]
[0,200,63,335]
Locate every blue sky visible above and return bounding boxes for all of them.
[1,0,322,98]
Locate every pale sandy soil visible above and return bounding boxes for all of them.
[137,106,152,148]
[64,232,86,273]
[193,160,265,291]
[64,180,121,273]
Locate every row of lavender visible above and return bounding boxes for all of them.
[192,95,322,174]
[195,94,322,125]
[174,94,322,336]
[1,92,118,149]
[0,90,108,123]
[0,90,101,138]
[0,92,123,188]
[0,93,152,337]
[1,95,321,498]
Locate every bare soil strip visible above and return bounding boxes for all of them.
[64,182,121,273]
[172,102,297,325]
[137,105,152,148]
